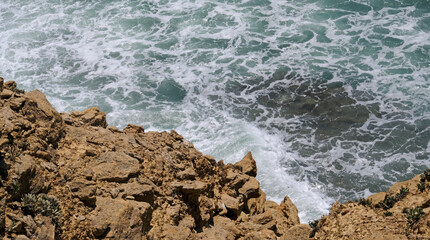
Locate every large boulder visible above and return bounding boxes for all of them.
[91,197,152,239]
[90,151,140,182]
[234,152,257,177]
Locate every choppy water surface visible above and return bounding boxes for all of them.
[1,0,429,222]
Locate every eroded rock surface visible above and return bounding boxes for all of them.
[0,81,304,239]
[314,173,430,240]
[1,80,428,240]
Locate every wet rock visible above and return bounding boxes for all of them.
[90,151,140,182]
[234,152,257,177]
[156,78,187,102]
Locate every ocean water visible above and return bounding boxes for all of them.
[1,0,429,222]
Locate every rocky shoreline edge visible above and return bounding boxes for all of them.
[0,78,429,239]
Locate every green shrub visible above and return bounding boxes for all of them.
[11,179,21,193]
[417,181,426,192]
[377,195,395,210]
[383,211,393,217]
[396,187,409,200]
[423,169,430,181]
[404,207,423,226]
[22,193,62,225]
[376,187,409,210]
[358,198,372,206]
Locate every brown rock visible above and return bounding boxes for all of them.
[90,151,140,182]
[0,197,5,232]
[24,90,61,120]
[250,211,274,226]
[68,180,97,206]
[281,224,312,240]
[91,197,152,239]
[14,155,36,194]
[123,124,145,134]
[77,107,108,128]
[195,226,237,240]
[234,152,257,177]
[9,97,26,110]
[177,168,197,180]
[4,81,17,91]
[368,192,386,205]
[212,216,242,237]
[160,225,191,240]
[0,77,3,92]
[0,137,8,148]
[221,194,241,215]
[180,180,207,194]
[122,182,154,203]
[243,229,277,240]
[280,196,300,226]
[15,235,30,240]
[246,189,266,215]
[0,89,13,99]
[0,87,307,240]
[35,216,55,240]
[239,177,260,198]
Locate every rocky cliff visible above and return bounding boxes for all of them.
[0,78,429,240]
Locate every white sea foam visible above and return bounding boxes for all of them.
[0,0,429,222]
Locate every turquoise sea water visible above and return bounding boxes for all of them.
[1,0,429,222]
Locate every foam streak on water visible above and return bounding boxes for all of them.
[1,0,429,222]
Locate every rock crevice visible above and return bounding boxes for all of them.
[1,80,429,240]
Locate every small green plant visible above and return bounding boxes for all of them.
[417,181,427,192]
[396,187,409,200]
[11,179,21,193]
[376,187,409,210]
[7,141,20,162]
[358,198,372,206]
[309,219,319,238]
[22,193,62,225]
[423,169,430,181]
[404,207,423,226]
[376,195,396,210]
[384,211,393,217]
